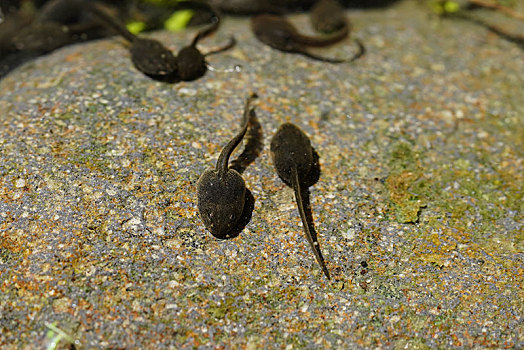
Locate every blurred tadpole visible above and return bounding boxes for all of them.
[432,0,524,50]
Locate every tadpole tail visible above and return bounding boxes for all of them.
[347,38,366,63]
[171,1,222,47]
[291,167,331,280]
[301,38,365,64]
[300,51,346,64]
[204,36,237,57]
[295,23,349,47]
[82,1,137,42]
[170,0,222,23]
[191,16,220,47]
[216,93,258,177]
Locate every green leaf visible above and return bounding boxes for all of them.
[165,10,194,32]
[444,1,461,13]
[127,21,147,35]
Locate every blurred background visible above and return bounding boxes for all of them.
[0,0,520,78]
[0,0,400,78]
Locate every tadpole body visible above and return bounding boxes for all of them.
[270,123,330,280]
[176,35,236,81]
[310,0,348,33]
[251,13,364,63]
[197,94,258,239]
[176,42,207,82]
[128,38,178,77]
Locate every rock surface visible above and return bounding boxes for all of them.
[1,1,523,348]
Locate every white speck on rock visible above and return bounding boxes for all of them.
[343,227,355,240]
[178,88,197,96]
[15,178,26,188]
[123,216,142,231]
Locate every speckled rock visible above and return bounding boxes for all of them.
[1,2,523,349]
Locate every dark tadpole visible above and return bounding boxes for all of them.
[251,13,363,63]
[270,123,330,280]
[83,1,178,79]
[11,21,74,53]
[3,0,88,55]
[176,18,236,81]
[0,2,92,79]
[0,0,134,79]
[445,12,524,51]
[197,93,259,239]
[35,0,129,42]
[310,0,348,34]
[174,1,236,81]
[1,19,97,79]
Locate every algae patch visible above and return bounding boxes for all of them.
[385,141,425,223]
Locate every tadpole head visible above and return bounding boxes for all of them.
[176,45,207,81]
[197,168,246,239]
[270,123,314,187]
[129,38,177,76]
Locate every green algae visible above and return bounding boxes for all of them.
[0,246,16,264]
[381,133,522,268]
[385,141,425,223]
[388,141,419,172]
[393,338,431,350]
[207,296,237,321]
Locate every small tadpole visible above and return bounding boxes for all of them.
[310,0,348,34]
[83,1,177,79]
[176,31,236,81]
[251,13,364,63]
[197,93,258,239]
[174,1,235,81]
[270,123,330,280]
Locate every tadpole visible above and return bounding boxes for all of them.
[176,10,235,81]
[11,21,75,53]
[270,123,330,280]
[84,2,177,78]
[251,13,364,63]
[38,0,123,42]
[197,93,258,239]
[0,1,103,78]
[310,0,348,34]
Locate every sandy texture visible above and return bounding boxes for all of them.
[0,1,523,348]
